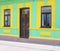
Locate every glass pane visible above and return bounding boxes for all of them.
[47,14,51,27]
[42,6,51,13]
[5,10,10,15]
[8,16,10,25]
[42,14,46,27]
[5,16,8,21]
[22,9,29,14]
[5,21,7,26]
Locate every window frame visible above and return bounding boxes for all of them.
[41,6,51,28]
[4,9,10,27]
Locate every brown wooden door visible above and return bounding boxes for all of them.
[20,8,29,38]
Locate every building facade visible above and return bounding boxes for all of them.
[0,0,60,41]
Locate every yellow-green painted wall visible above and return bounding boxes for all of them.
[0,0,60,41]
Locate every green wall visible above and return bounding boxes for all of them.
[32,2,36,28]
[13,4,17,27]
[30,0,60,40]
[0,0,60,40]
[30,30,60,39]
[56,0,60,28]
[0,0,42,4]
[0,3,19,36]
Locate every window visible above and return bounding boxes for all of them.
[41,6,51,28]
[4,9,10,27]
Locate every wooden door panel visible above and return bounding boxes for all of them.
[20,8,29,38]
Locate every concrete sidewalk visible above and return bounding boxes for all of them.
[0,40,60,51]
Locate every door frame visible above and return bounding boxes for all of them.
[20,7,29,38]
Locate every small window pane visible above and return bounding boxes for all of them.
[47,14,51,27]
[42,14,46,26]
[22,9,29,14]
[5,22,7,26]
[42,7,51,13]
[8,16,10,25]
[5,16,8,21]
[5,10,10,15]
